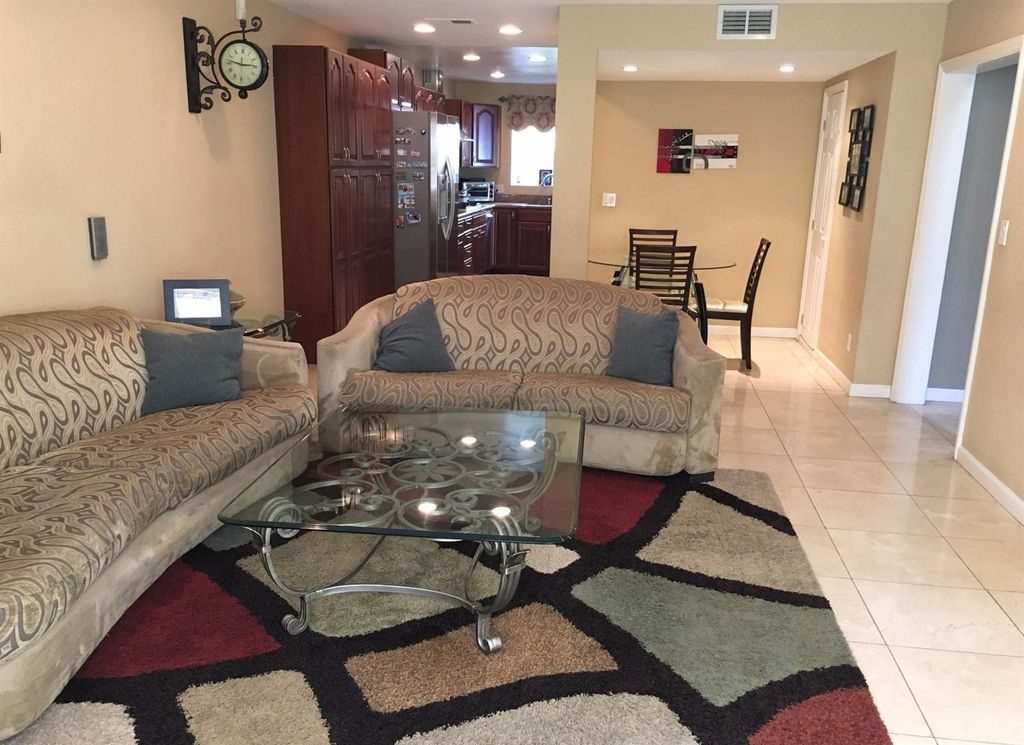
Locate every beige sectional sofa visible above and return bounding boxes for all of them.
[319,276,725,478]
[0,308,316,739]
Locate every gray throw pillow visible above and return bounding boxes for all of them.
[141,327,243,415]
[606,307,679,386]
[373,299,454,373]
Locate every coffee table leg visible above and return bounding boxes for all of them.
[471,542,528,654]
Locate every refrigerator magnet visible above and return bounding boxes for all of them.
[406,211,422,225]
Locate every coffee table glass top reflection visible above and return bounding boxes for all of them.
[220,409,584,545]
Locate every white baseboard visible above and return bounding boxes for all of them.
[849,383,892,398]
[926,387,965,403]
[957,446,1024,522]
[707,325,798,338]
[811,349,852,393]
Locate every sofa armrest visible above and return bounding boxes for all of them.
[140,319,308,390]
[316,294,395,439]
[672,311,726,476]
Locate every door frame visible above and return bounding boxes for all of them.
[890,37,1023,440]
[798,80,848,349]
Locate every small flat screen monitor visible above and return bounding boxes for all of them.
[163,279,232,327]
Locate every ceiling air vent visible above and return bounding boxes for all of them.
[425,18,477,25]
[717,4,778,40]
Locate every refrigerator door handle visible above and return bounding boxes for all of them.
[439,158,455,240]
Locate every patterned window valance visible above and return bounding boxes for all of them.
[498,95,556,132]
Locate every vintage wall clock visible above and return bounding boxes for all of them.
[182,15,269,113]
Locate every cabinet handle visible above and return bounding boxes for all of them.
[343,147,350,159]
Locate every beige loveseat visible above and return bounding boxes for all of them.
[0,308,316,739]
[318,276,725,478]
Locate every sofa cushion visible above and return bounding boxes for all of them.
[393,276,665,375]
[372,300,454,373]
[339,370,523,412]
[0,308,147,471]
[32,385,316,507]
[514,373,691,434]
[141,327,243,414]
[0,465,172,661]
[606,307,679,386]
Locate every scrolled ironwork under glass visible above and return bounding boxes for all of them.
[220,409,584,653]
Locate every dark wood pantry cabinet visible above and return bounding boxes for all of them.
[491,207,551,275]
[273,45,398,361]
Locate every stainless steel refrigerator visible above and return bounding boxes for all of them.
[392,111,461,288]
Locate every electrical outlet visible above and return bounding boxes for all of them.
[846,333,853,353]
[601,193,617,207]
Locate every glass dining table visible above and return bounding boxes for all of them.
[587,256,737,288]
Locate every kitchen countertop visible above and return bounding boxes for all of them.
[457,202,552,217]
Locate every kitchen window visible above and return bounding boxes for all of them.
[510,126,555,186]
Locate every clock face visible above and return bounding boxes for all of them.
[219,41,267,90]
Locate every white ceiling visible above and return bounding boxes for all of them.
[271,0,948,83]
[599,50,884,82]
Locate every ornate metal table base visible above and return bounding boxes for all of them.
[246,525,528,654]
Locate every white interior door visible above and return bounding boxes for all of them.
[799,82,848,348]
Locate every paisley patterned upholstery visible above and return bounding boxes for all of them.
[394,276,665,375]
[515,373,691,434]
[339,371,523,412]
[32,386,316,507]
[0,308,147,471]
[0,465,171,661]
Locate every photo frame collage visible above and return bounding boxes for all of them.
[839,104,875,212]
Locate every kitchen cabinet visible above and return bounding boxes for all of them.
[453,209,494,275]
[412,86,444,113]
[491,207,551,275]
[443,100,501,168]
[471,104,500,168]
[273,45,395,361]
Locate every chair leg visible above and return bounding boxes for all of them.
[740,317,752,370]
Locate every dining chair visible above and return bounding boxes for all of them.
[628,228,678,270]
[703,238,772,370]
[688,280,709,343]
[632,244,698,309]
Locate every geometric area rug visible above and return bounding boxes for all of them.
[12,468,891,745]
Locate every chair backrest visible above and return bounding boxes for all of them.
[632,244,698,308]
[628,228,678,269]
[743,238,772,308]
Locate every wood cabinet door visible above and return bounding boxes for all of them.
[327,53,359,167]
[355,63,378,164]
[412,86,427,112]
[374,69,394,164]
[493,208,515,269]
[515,218,551,274]
[471,104,500,167]
[400,65,416,109]
[376,170,395,295]
[329,169,360,328]
[387,57,402,110]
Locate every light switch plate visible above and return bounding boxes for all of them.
[998,219,1010,246]
[601,192,617,207]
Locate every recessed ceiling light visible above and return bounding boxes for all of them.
[413,22,436,33]
[779,63,796,73]
[463,53,481,61]
[490,70,506,79]
[498,24,522,35]
[528,54,547,63]
[622,64,638,73]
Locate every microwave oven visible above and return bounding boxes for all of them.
[459,180,496,203]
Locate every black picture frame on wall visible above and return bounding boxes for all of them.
[839,105,875,212]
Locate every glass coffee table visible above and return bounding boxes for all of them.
[220,409,584,653]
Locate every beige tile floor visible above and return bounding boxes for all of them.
[711,334,1024,745]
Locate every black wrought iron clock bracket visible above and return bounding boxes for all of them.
[182,16,263,113]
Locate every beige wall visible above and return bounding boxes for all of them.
[447,80,556,197]
[942,0,1024,497]
[0,0,348,319]
[817,54,896,379]
[588,81,821,329]
[552,2,947,384]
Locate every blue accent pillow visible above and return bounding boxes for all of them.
[606,307,679,386]
[373,299,454,373]
[141,327,243,415]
